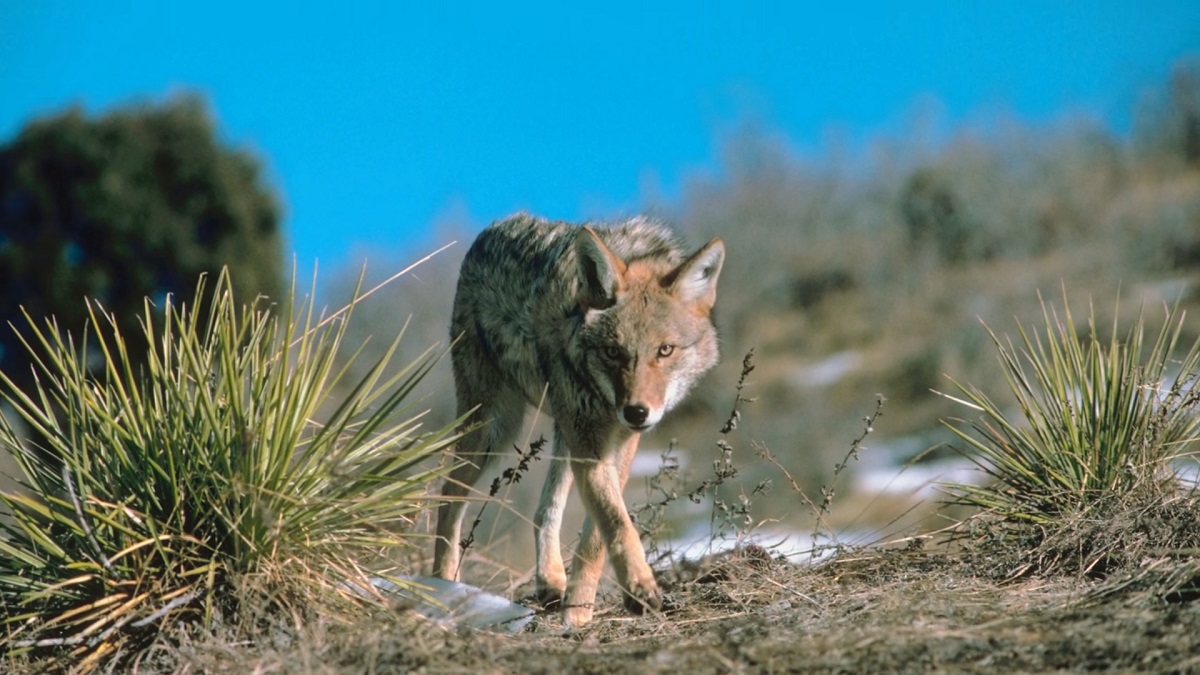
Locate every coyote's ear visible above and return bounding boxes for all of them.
[575,226,627,309]
[668,238,725,311]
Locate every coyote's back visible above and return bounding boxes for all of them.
[434,213,725,628]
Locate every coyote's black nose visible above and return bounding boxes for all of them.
[623,404,650,427]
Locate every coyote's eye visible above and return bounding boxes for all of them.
[602,346,623,360]
[657,344,675,358]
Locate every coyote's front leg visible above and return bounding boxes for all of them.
[563,433,660,628]
[533,433,574,607]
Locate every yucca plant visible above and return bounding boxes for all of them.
[0,268,463,670]
[940,293,1200,524]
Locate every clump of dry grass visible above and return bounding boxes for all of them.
[0,266,461,672]
[958,488,1200,583]
[941,291,1200,586]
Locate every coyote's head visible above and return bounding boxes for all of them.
[574,226,725,432]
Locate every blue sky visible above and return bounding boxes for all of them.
[3,3,1199,270]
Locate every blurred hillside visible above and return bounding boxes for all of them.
[674,58,1200,476]
[330,58,1200,555]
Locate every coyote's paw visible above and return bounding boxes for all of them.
[534,583,564,610]
[621,576,663,615]
[562,602,594,630]
[534,567,566,610]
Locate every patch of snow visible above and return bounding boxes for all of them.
[368,575,535,633]
[630,447,688,478]
[788,350,864,388]
[855,457,981,500]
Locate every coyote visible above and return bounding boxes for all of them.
[433,213,725,627]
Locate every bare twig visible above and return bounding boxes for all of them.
[763,394,885,560]
[682,349,759,546]
[456,436,547,578]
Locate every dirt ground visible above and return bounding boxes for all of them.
[153,542,1200,674]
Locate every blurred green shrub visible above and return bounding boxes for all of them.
[0,95,284,399]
